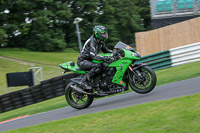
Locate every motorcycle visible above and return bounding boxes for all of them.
[60,41,157,109]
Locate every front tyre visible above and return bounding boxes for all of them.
[65,82,94,109]
[129,65,157,94]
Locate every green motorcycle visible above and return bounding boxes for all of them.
[60,41,157,109]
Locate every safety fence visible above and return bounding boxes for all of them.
[170,42,200,66]
[136,42,200,70]
[135,50,171,71]
[0,73,79,113]
[0,42,200,113]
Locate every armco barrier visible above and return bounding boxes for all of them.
[135,50,172,71]
[170,42,200,66]
[0,73,80,113]
[135,42,200,70]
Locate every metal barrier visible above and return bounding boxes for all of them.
[170,42,200,66]
[136,42,200,70]
[135,50,172,71]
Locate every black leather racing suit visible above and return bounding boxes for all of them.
[77,36,112,80]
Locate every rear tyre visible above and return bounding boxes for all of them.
[65,82,94,109]
[129,65,157,94]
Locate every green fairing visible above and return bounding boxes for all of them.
[108,58,132,86]
[59,61,86,74]
[108,49,140,86]
[121,49,140,60]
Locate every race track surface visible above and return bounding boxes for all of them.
[0,76,200,132]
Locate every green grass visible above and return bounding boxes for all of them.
[0,58,31,94]
[156,61,200,86]
[0,48,79,65]
[0,48,200,124]
[0,61,199,123]
[0,48,78,95]
[3,93,200,133]
[0,58,63,95]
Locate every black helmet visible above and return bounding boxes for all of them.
[93,25,108,42]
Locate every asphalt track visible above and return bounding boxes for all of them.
[0,76,200,132]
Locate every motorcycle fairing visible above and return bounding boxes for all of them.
[108,58,132,86]
[108,48,140,86]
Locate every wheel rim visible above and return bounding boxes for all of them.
[130,68,152,90]
[68,85,89,107]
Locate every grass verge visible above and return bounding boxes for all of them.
[156,61,200,86]
[0,48,78,65]
[0,48,78,95]
[3,93,200,133]
[0,61,199,122]
[0,58,63,95]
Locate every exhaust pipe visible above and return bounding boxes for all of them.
[70,85,91,95]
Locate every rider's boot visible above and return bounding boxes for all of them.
[80,73,92,90]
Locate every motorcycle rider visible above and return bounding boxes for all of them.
[77,25,113,89]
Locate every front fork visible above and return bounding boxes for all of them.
[128,63,146,82]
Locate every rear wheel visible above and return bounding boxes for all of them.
[65,82,94,109]
[128,65,157,94]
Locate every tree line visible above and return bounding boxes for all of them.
[0,0,151,51]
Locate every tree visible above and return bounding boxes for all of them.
[0,0,151,51]
[97,0,144,47]
[25,0,72,51]
[0,0,72,51]
[0,29,7,46]
[66,0,101,48]
[134,0,152,30]
[96,0,120,47]
[0,0,32,47]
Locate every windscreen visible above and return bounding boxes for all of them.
[114,41,134,51]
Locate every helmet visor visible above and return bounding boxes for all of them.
[101,32,108,40]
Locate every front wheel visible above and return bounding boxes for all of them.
[128,65,157,94]
[65,82,94,109]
